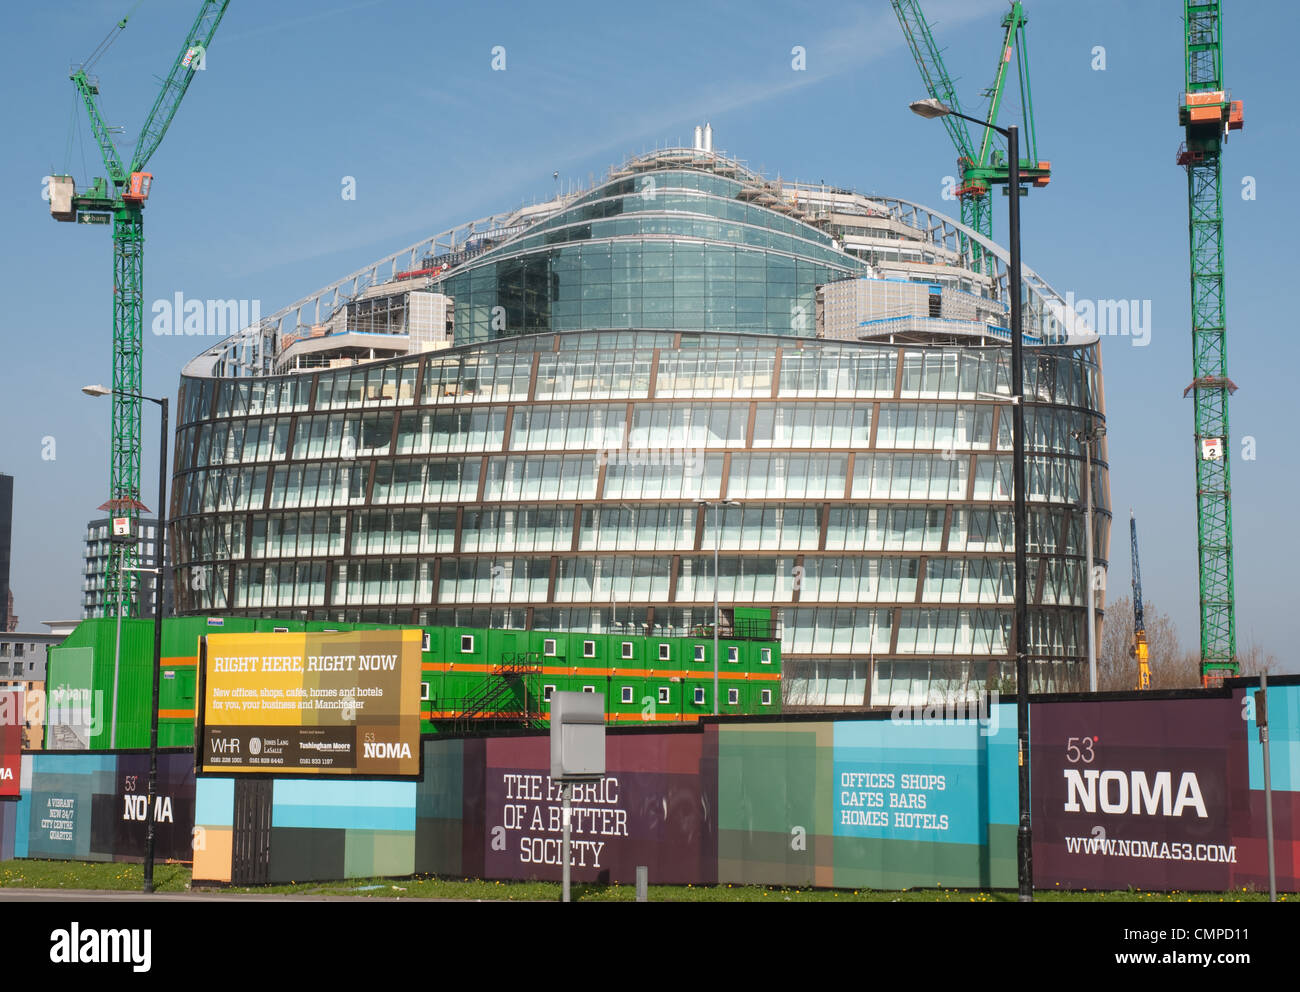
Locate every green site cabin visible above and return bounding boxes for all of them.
[42,613,782,747]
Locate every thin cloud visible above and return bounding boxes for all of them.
[228,0,1005,283]
[216,0,392,44]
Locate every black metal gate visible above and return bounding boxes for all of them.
[231,778,272,885]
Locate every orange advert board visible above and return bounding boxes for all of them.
[200,630,422,776]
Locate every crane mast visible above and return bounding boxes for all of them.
[50,2,229,618]
[1176,0,1242,687]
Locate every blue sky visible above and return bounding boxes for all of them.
[1,0,1295,669]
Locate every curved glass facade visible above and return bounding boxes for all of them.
[175,328,1109,705]
[174,150,1110,706]
[439,169,867,342]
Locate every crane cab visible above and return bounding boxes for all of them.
[123,171,153,202]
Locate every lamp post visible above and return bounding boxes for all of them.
[694,498,740,715]
[1070,423,1107,692]
[111,542,123,747]
[84,384,168,894]
[911,98,1032,901]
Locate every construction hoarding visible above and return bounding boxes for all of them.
[7,682,1291,892]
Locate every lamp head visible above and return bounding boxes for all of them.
[909,98,952,119]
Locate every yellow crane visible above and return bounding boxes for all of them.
[1130,511,1151,690]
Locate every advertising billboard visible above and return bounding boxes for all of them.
[47,647,93,749]
[199,630,422,776]
[0,688,21,799]
[1031,696,1245,891]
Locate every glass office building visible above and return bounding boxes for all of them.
[175,144,1109,707]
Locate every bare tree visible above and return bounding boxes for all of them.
[1151,646,1204,691]
[1101,599,1284,689]
[1237,638,1281,679]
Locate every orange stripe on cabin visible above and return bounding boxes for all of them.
[419,662,781,681]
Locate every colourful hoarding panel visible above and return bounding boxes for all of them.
[18,753,117,861]
[0,797,16,860]
[831,707,1018,889]
[716,704,1017,890]
[111,753,197,862]
[1,689,22,798]
[414,738,469,878]
[268,778,417,882]
[192,777,235,884]
[716,722,828,887]
[1031,695,1256,891]
[190,772,436,884]
[200,630,423,776]
[13,752,197,864]
[1236,683,1300,891]
[479,731,714,884]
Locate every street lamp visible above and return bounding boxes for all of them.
[1070,423,1107,692]
[694,498,740,716]
[83,383,169,895]
[908,98,951,120]
[910,98,1033,902]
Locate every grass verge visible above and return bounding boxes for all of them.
[0,859,190,892]
[0,860,1285,901]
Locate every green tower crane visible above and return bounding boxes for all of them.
[48,1,229,618]
[1176,0,1242,687]
[891,0,1051,273]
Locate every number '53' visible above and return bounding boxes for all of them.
[1065,737,1095,763]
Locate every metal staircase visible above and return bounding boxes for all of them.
[451,652,545,734]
